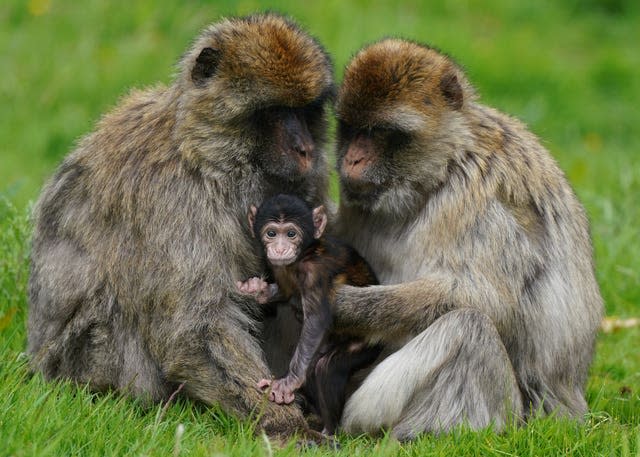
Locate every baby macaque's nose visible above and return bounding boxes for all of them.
[274,243,288,255]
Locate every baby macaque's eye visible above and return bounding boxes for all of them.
[287,230,297,239]
[267,230,276,238]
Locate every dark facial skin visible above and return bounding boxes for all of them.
[253,101,329,185]
[238,194,381,435]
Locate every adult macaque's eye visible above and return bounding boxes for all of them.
[287,230,297,239]
[267,230,276,238]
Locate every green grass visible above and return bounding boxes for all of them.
[1,0,639,455]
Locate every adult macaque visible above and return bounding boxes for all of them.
[331,40,603,439]
[27,14,334,441]
[238,194,381,435]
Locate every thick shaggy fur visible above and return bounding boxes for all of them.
[27,14,333,440]
[333,40,603,439]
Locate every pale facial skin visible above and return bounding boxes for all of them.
[260,221,305,266]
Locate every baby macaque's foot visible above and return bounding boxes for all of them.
[257,377,297,404]
[257,378,271,391]
[236,277,271,304]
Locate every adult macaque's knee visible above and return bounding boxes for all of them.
[341,309,522,438]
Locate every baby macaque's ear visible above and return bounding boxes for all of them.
[312,205,327,239]
[248,205,258,237]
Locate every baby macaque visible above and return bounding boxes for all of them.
[237,194,380,434]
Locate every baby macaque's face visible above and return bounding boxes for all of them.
[248,196,327,267]
[259,221,305,266]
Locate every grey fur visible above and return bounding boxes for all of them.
[343,309,523,439]
[27,14,333,440]
[334,41,603,439]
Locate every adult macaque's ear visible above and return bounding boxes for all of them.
[439,70,463,110]
[191,47,221,87]
[312,205,327,239]
[248,205,258,237]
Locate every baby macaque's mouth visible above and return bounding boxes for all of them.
[270,256,297,266]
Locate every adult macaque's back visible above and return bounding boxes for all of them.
[332,40,603,439]
[27,14,334,440]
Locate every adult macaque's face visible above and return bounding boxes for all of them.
[252,102,329,182]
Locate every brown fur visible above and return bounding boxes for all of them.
[339,40,475,129]
[27,13,333,441]
[333,40,603,439]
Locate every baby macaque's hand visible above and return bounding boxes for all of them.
[236,277,271,304]
[257,377,299,404]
